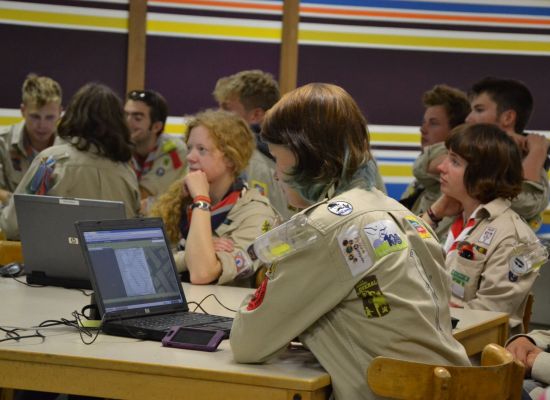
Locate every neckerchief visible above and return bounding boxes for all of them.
[443,212,478,253]
[132,144,158,180]
[178,179,245,248]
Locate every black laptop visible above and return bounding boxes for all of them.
[75,217,233,341]
[14,194,126,289]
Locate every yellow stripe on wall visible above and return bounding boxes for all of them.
[147,20,281,40]
[300,30,550,55]
[0,9,127,30]
[370,132,420,143]
[378,164,414,177]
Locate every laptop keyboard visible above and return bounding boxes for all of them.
[123,312,233,330]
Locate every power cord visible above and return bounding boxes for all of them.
[189,293,237,313]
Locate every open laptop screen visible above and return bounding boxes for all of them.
[81,226,185,315]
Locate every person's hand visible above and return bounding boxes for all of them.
[431,194,463,218]
[183,170,209,199]
[506,337,542,376]
[212,237,234,252]
[525,133,550,157]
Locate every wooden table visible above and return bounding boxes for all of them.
[452,308,509,357]
[0,278,509,398]
[0,279,330,400]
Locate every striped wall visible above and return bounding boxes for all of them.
[1,0,550,233]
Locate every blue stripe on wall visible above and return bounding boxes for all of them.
[301,1,550,17]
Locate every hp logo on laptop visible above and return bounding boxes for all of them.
[68,237,79,245]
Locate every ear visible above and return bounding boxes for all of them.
[499,109,517,131]
[224,156,236,174]
[151,120,164,135]
[248,108,265,125]
[20,103,26,117]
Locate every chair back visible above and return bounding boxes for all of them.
[523,293,534,333]
[367,343,524,400]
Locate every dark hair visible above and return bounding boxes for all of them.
[261,83,370,202]
[423,84,470,128]
[127,89,168,132]
[446,123,522,203]
[469,77,533,133]
[57,83,133,162]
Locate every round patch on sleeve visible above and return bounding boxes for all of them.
[327,201,353,216]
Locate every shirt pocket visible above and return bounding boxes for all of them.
[450,249,486,301]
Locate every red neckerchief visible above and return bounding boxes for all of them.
[446,215,476,253]
[132,145,158,180]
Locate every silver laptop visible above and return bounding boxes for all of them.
[14,194,127,289]
[75,217,233,341]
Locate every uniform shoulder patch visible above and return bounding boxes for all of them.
[354,275,391,318]
[363,219,408,258]
[250,179,268,197]
[327,200,353,216]
[337,225,372,276]
[405,215,432,239]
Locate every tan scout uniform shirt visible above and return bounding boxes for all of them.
[0,121,60,192]
[135,134,187,197]
[231,186,470,400]
[511,169,549,230]
[507,330,550,397]
[401,143,453,240]
[446,198,543,333]
[0,141,140,239]
[174,187,279,287]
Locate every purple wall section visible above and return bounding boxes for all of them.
[0,24,128,108]
[298,45,550,130]
[145,36,281,116]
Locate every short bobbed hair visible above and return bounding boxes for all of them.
[57,83,132,162]
[186,109,255,178]
[261,83,370,202]
[446,123,522,203]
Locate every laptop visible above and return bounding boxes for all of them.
[14,194,127,289]
[75,217,233,341]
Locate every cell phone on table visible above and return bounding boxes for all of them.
[161,326,225,352]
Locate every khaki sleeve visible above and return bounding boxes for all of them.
[216,206,278,285]
[531,352,550,386]
[464,238,538,328]
[0,139,9,191]
[230,231,349,363]
[0,155,45,239]
[510,172,549,220]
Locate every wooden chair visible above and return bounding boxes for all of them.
[0,240,23,265]
[367,343,525,400]
[523,293,534,333]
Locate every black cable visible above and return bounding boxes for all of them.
[12,276,45,288]
[193,293,237,313]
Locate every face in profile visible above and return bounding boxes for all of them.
[437,150,469,202]
[466,93,501,127]
[186,125,233,184]
[420,105,451,148]
[21,101,62,150]
[268,143,311,209]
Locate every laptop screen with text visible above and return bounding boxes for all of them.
[82,226,185,315]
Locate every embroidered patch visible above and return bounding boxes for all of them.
[250,180,268,197]
[451,269,469,299]
[156,167,165,176]
[509,256,531,276]
[261,220,272,233]
[234,251,253,279]
[478,227,497,246]
[509,271,518,282]
[363,220,408,258]
[473,244,487,255]
[405,215,432,239]
[163,157,170,166]
[327,201,353,216]
[354,275,391,318]
[246,278,268,311]
[337,225,373,276]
